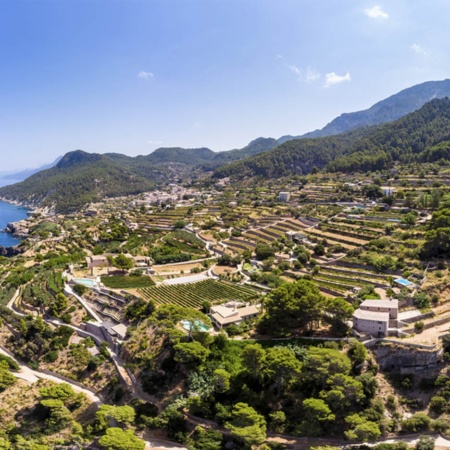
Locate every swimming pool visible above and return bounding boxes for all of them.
[181,320,211,332]
[74,278,96,288]
[395,278,413,287]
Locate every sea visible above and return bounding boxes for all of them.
[0,200,29,247]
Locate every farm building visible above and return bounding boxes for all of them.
[353,299,399,337]
[85,255,108,268]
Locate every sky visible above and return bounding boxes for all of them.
[1,0,450,171]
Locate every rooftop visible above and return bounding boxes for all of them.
[360,299,398,309]
[353,309,390,322]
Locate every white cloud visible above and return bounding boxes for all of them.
[276,54,283,59]
[364,5,389,20]
[289,65,321,83]
[411,43,428,55]
[324,71,351,88]
[138,71,154,80]
[147,140,163,145]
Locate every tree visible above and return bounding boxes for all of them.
[213,369,231,393]
[40,398,72,433]
[325,373,365,407]
[415,435,435,450]
[348,338,368,366]
[174,342,210,368]
[300,398,335,436]
[98,428,145,450]
[113,254,134,272]
[344,414,381,441]
[314,243,325,256]
[96,405,136,431]
[259,280,326,336]
[263,347,302,394]
[50,293,68,316]
[401,412,431,433]
[174,219,186,229]
[269,411,286,433]
[362,185,383,199]
[255,243,275,260]
[189,426,223,450]
[325,297,354,334]
[429,396,447,414]
[0,361,16,391]
[302,347,352,390]
[242,344,266,381]
[225,402,267,446]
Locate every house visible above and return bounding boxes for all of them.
[85,255,108,269]
[133,255,152,267]
[210,302,260,328]
[285,231,307,242]
[278,192,291,202]
[353,299,398,337]
[359,299,398,319]
[353,309,389,337]
[381,186,395,196]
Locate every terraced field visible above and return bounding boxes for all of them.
[138,279,259,308]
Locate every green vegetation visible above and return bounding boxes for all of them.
[138,279,258,308]
[101,275,155,289]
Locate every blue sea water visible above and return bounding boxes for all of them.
[0,200,29,247]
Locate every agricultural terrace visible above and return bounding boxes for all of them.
[138,279,259,308]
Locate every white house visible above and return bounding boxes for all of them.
[353,309,389,337]
[210,302,260,328]
[353,299,398,337]
[278,192,291,202]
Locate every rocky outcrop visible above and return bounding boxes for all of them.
[373,342,444,374]
[5,220,29,238]
[0,245,21,257]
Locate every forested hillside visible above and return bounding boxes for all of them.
[214,98,450,179]
[0,151,157,212]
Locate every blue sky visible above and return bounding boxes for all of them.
[1,0,450,171]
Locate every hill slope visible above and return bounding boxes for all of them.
[214,98,450,179]
[279,79,450,143]
[0,150,157,212]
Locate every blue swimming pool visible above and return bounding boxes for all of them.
[395,278,413,287]
[74,278,96,288]
[181,320,211,332]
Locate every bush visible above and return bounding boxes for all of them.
[414,321,425,332]
[401,413,431,432]
[429,396,447,414]
[413,292,430,309]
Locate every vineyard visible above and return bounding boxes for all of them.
[138,279,259,308]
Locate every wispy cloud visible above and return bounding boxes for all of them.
[411,43,428,55]
[324,72,351,88]
[138,70,154,80]
[289,65,321,83]
[147,140,163,145]
[364,5,389,20]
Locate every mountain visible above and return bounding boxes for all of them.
[213,98,450,179]
[0,156,62,187]
[0,138,280,212]
[0,150,157,212]
[279,79,450,142]
[210,137,279,166]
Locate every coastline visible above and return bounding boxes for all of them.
[0,199,33,249]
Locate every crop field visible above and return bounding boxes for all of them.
[138,279,259,308]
